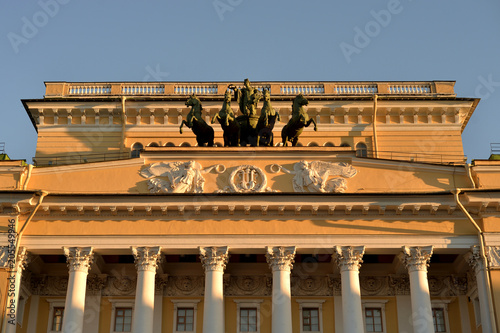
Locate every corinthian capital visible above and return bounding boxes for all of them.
[465,245,485,274]
[400,246,433,273]
[333,246,365,272]
[131,246,162,272]
[199,246,229,272]
[266,246,296,272]
[63,247,94,273]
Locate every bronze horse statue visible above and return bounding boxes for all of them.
[180,94,214,147]
[281,94,317,146]
[257,89,280,146]
[211,90,240,146]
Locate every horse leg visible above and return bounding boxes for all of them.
[179,121,185,134]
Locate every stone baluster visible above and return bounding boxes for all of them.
[62,247,94,333]
[266,246,296,333]
[131,246,162,333]
[332,246,365,333]
[199,246,229,333]
[399,246,433,333]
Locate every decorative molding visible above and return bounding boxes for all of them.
[388,275,410,295]
[224,275,272,296]
[140,161,224,193]
[486,246,500,267]
[199,246,229,272]
[291,275,333,296]
[155,274,169,295]
[131,246,162,272]
[102,276,136,296]
[272,161,357,193]
[399,246,433,272]
[86,274,108,295]
[265,246,296,272]
[465,245,485,274]
[63,247,94,273]
[332,246,365,271]
[165,276,204,297]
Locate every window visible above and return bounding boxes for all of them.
[108,299,134,333]
[234,299,263,333]
[302,308,320,331]
[356,142,368,157]
[114,308,132,332]
[176,308,194,331]
[147,142,160,147]
[239,308,257,332]
[296,299,325,333]
[432,308,446,332]
[46,299,65,333]
[431,300,451,333]
[362,299,388,333]
[51,308,64,332]
[171,300,200,333]
[130,143,143,158]
[365,308,383,332]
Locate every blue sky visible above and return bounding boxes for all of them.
[1,0,499,162]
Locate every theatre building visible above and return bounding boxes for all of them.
[1,80,500,333]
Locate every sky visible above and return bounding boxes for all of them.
[1,0,499,162]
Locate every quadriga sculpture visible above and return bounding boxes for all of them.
[257,88,280,146]
[179,94,214,147]
[211,90,240,146]
[281,94,317,146]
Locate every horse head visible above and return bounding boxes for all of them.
[263,88,271,102]
[185,94,200,107]
[224,90,232,103]
[338,162,358,178]
[293,94,309,107]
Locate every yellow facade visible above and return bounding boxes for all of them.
[1,80,500,332]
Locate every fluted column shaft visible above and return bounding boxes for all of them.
[266,246,296,333]
[131,246,162,333]
[333,246,365,333]
[400,246,433,333]
[62,247,94,333]
[466,245,493,333]
[199,246,229,333]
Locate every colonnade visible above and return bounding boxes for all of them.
[2,244,493,333]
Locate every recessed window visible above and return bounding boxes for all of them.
[240,308,257,332]
[130,143,143,158]
[51,307,64,332]
[431,300,451,333]
[234,299,263,333]
[114,308,132,332]
[362,299,388,333]
[356,142,368,157]
[172,300,200,333]
[148,142,159,147]
[365,308,383,332]
[108,299,134,333]
[302,308,320,331]
[432,308,446,332]
[296,299,325,333]
[46,299,65,333]
[176,308,194,331]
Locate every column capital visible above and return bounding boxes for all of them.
[199,246,229,272]
[131,246,162,272]
[465,245,485,274]
[400,246,433,272]
[332,246,365,271]
[63,247,94,273]
[266,246,296,272]
[0,246,29,272]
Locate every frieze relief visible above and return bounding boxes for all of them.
[165,276,205,297]
[224,275,272,296]
[102,276,136,296]
[271,161,357,193]
[291,275,334,296]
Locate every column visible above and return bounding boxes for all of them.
[399,246,433,333]
[332,246,365,333]
[199,246,229,333]
[465,245,493,332]
[62,247,94,333]
[131,246,162,333]
[265,246,296,333]
[2,247,28,333]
